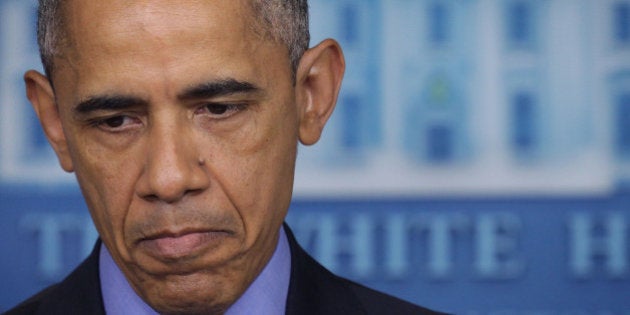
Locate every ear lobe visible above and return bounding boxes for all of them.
[295,39,345,146]
[24,70,74,172]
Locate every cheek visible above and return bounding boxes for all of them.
[69,135,141,248]
[210,104,298,231]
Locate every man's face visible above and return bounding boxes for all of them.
[39,0,303,313]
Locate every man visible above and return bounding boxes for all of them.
[6,0,444,314]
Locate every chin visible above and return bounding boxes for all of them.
[154,302,229,315]
[141,272,239,315]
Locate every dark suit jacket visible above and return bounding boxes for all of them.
[5,225,446,315]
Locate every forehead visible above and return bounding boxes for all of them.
[63,0,257,52]
[54,0,285,97]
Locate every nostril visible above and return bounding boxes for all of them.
[136,131,211,203]
[185,187,205,197]
[141,194,160,202]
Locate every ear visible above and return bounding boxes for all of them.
[24,70,74,172]
[295,39,345,145]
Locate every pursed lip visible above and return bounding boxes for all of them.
[136,228,233,261]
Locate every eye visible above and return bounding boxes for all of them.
[103,116,126,128]
[90,115,142,132]
[206,104,230,115]
[197,103,246,118]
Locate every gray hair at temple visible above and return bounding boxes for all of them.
[36,0,310,79]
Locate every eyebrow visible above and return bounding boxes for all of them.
[72,79,260,115]
[178,78,261,101]
[74,95,148,115]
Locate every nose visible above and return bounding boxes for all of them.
[135,116,210,203]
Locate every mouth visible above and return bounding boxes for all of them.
[137,229,232,262]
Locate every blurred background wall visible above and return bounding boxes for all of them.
[1,0,629,313]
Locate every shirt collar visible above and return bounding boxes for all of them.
[99,227,291,315]
[99,242,158,315]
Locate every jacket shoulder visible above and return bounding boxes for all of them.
[343,278,449,315]
[2,241,105,315]
[284,224,448,315]
[3,284,60,315]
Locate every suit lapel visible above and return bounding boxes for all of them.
[36,240,106,315]
[284,224,366,315]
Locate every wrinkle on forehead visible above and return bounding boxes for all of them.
[56,0,277,100]
[68,1,248,48]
